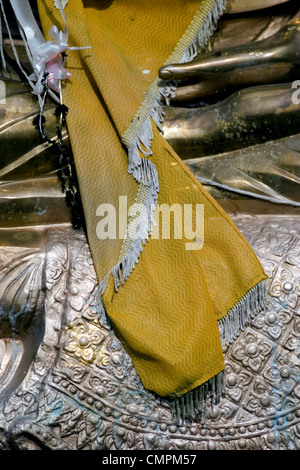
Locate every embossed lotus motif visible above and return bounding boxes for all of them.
[231,331,273,373]
[252,298,293,341]
[64,319,105,364]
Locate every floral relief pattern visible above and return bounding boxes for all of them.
[0,216,300,450]
[64,319,105,364]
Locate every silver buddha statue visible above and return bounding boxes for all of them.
[0,0,300,450]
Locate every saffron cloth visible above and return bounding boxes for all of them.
[37,0,268,417]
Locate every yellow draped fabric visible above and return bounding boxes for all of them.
[37,0,267,413]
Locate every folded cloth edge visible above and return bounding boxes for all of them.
[87,0,269,421]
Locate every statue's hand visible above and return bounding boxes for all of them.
[158,20,300,104]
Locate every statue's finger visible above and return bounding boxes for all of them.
[158,58,222,80]
[170,80,228,102]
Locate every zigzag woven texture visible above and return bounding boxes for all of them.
[37,0,267,410]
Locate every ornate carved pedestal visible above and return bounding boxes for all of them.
[0,207,299,450]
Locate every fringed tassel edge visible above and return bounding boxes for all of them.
[218,279,269,348]
[117,0,228,286]
[90,1,228,325]
[175,0,227,64]
[122,0,227,148]
[111,0,228,295]
[170,279,269,422]
[171,370,225,423]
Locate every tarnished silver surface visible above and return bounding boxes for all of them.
[161,16,300,156]
[0,211,300,450]
[0,92,299,451]
[163,82,300,158]
[0,3,300,451]
[185,133,300,205]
